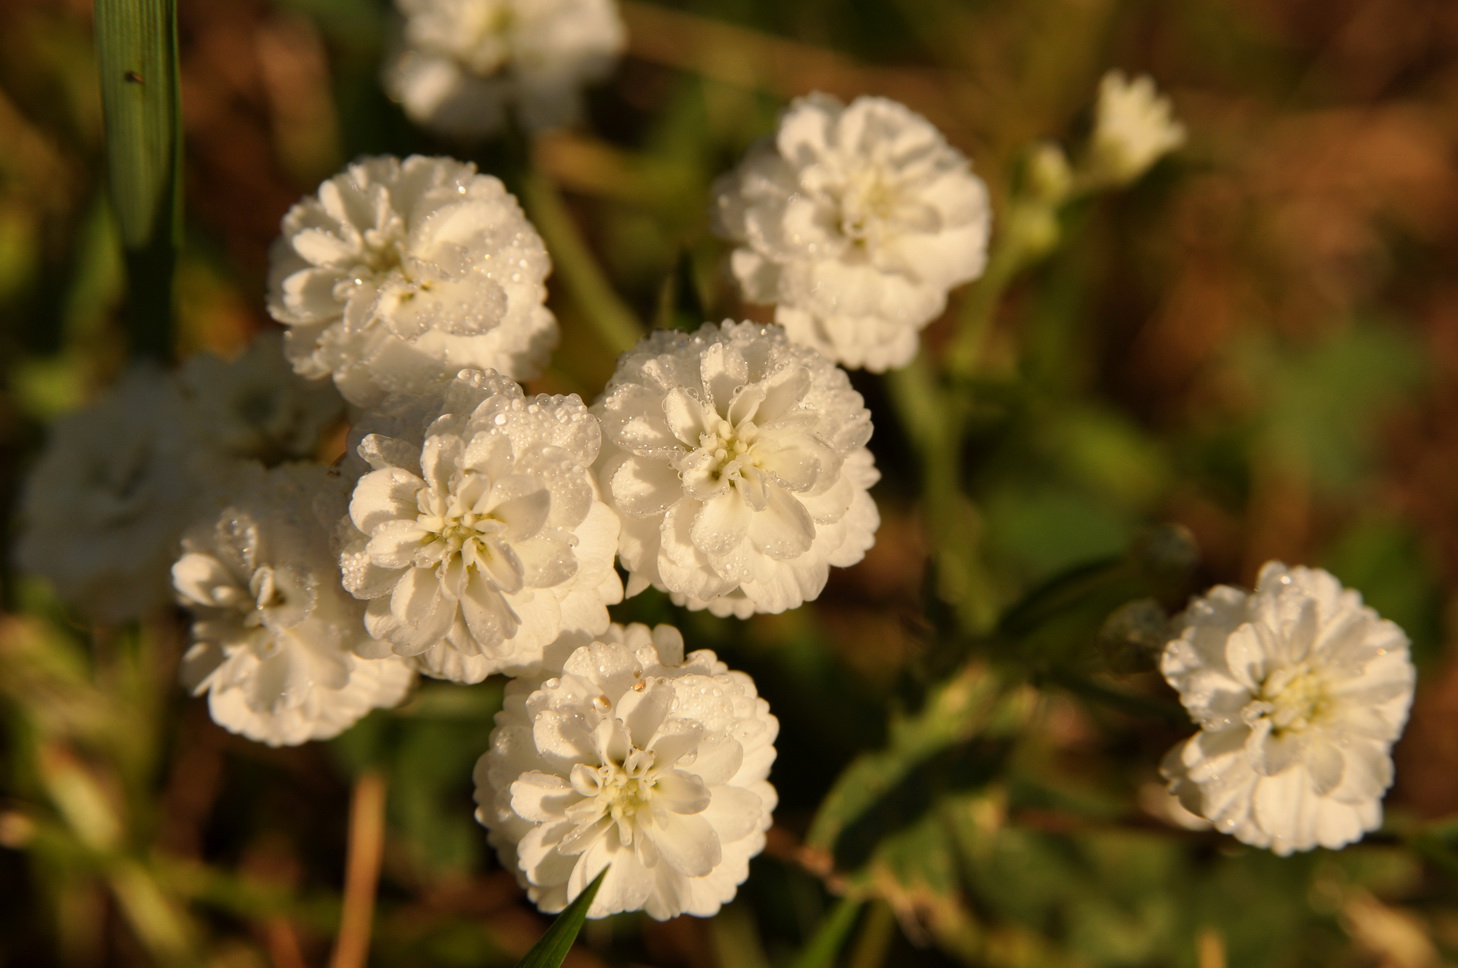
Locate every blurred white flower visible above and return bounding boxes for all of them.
[384,0,626,137]
[593,321,879,618]
[340,370,622,682]
[175,463,414,746]
[1088,71,1185,185]
[15,365,198,623]
[1160,562,1415,855]
[267,155,557,408]
[179,331,343,466]
[474,623,778,920]
[714,94,991,372]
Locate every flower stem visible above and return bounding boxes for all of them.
[885,360,997,633]
[518,166,642,358]
[328,769,387,968]
[943,229,1019,384]
[846,900,897,968]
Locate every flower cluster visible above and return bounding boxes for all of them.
[714,94,991,372]
[1160,563,1415,854]
[384,0,626,137]
[339,370,622,682]
[175,464,415,746]
[267,155,557,408]
[593,321,880,617]
[474,623,777,919]
[27,44,1403,942]
[15,347,345,624]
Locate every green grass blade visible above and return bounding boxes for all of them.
[94,0,180,360]
[513,867,608,968]
[788,895,862,968]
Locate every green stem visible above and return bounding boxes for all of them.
[943,237,1018,383]
[789,894,863,968]
[885,361,996,633]
[846,901,897,968]
[518,168,642,358]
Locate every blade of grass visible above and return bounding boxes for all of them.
[789,894,862,968]
[514,867,609,968]
[95,0,181,360]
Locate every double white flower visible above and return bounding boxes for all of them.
[178,331,343,467]
[474,623,778,919]
[340,370,622,682]
[714,94,991,371]
[384,0,626,137]
[16,365,199,623]
[1160,562,1415,854]
[174,464,415,746]
[593,322,880,618]
[267,155,557,408]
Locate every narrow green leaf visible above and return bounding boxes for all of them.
[95,0,180,359]
[806,662,1009,858]
[513,867,608,968]
[788,894,862,968]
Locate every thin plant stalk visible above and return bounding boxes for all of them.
[329,770,387,968]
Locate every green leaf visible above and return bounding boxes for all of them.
[94,0,180,359]
[787,895,862,968]
[513,867,608,968]
[806,662,1014,862]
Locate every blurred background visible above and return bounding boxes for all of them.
[4,0,1458,965]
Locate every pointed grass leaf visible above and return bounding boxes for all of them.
[513,866,608,968]
[95,0,180,358]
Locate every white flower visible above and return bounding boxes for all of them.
[474,623,778,920]
[1088,71,1185,185]
[713,94,991,372]
[178,331,343,466]
[15,365,198,623]
[384,0,626,137]
[592,321,879,618]
[1160,562,1415,855]
[340,370,622,682]
[267,155,557,408]
[174,463,415,746]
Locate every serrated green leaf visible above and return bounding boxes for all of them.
[95,0,180,359]
[513,867,608,968]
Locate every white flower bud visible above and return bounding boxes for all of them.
[1088,71,1186,185]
